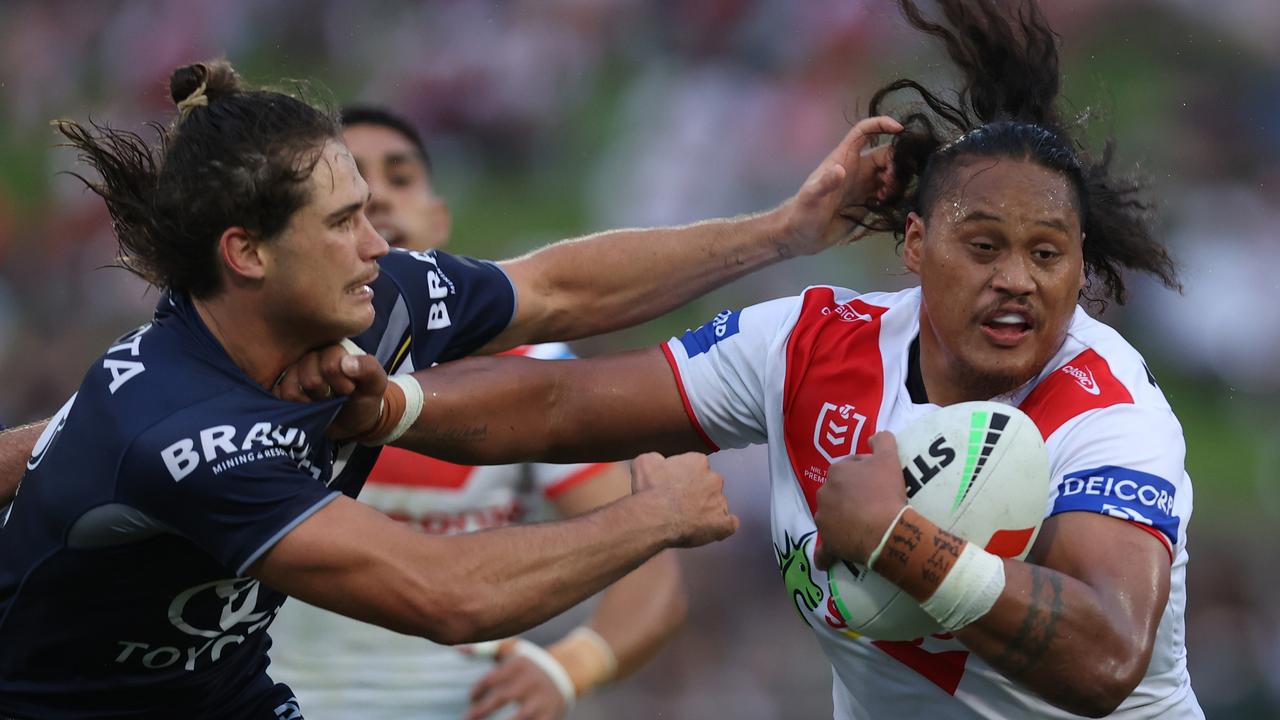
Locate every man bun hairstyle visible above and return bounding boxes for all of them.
[863,0,1179,306]
[53,58,340,298]
[169,60,241,118]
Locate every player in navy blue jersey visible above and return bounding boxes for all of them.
[0,56,900,719]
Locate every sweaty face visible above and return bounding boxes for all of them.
[342,123,450,251]
[262,139,389,346]
[905,158,1085,404]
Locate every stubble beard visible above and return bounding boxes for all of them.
[951,351,1040,402]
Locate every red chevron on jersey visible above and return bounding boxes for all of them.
[370,447,476,489]
[1018,348,1133,440]
[782,289,890,513]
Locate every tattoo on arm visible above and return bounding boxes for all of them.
[417,424,488,443]
[881,515,923,573]
[922,530,963,585]
[873,511,964,592]
[991,565,1065,679]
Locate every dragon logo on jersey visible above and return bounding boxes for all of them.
[813,402,866,465]
[774,530,822,623]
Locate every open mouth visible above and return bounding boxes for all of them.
[347,271,379,300]
[980,310,1035,347]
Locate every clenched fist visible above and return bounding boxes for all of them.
[630,452,739,548]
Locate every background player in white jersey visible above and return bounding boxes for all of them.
[268,106,685,720]
[287,1,1203,716]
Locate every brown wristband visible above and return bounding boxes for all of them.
[870,507,968,603]
[354,379,406,445]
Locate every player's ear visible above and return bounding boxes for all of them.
[218,226,268,282]
[903,212,926,275]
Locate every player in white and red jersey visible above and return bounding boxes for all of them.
[268,107,684,720]
[659,284,1197,718]
[298,2,1204,717]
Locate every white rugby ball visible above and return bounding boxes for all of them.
[827,401,1050,640]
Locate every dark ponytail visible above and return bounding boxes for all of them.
[52,59,339,298]
[863,0,1179,306]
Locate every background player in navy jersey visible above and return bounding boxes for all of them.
[288,1,1201,717]
[267,106,686,720]
[0,55,901,718]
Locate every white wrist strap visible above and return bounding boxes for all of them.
[866,505,910,569]
[367,374,424,445]
[919,542,1006,632]
[510,638,577,708]
[338,340,424,447]
[564,626,619,682]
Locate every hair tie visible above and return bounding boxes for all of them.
[176,79,209,120]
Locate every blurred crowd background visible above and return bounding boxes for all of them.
[1,0,1277,717]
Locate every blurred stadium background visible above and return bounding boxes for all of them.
[1,1,1276,717]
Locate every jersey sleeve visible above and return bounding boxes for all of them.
[120,428,340,577]
[661,296,800,451]
[1045,403,1189,560]
[358,248,518,368]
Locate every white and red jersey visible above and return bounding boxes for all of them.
[269,343,610,720]
[663,286,1202,719]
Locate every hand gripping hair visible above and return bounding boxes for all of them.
[858,0,1180,307]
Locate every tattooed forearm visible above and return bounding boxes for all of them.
[990,565,1065,679]
[871,508,964,597]
[880,514,923,575]
[416,424,488,443]
[922,529,963,585]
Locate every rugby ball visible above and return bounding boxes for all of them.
[827,401,1050,640]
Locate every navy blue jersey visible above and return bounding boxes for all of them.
[0,249,514,719]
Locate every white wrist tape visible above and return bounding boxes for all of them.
[339,339,424,447]
[919,542,1006,632]
[564,626,618,683]
[866,505,910,569]
[510,638,577,708]
[368,374,424,445]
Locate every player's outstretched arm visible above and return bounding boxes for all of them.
[0,422,47,507]
[479,116,901,352]
[466,464,686,720]
[407,348,701,464]
[249,452,734,646]
[815,434,1169,718]
[278,344,704,464]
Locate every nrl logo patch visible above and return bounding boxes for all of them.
[813,402,866,464]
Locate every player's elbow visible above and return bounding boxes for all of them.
[403,585,491,646]
[1054,649,1148,717]
[1062,686,1131,718]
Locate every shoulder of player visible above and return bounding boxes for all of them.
[120,391,340,483]
[1022,311,1179,442]
[794,285,917,312]
[376,247,500,286]
[80,323,238,428]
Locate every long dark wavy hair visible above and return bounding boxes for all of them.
[53,59,340,298]
[862,0,1180,306]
